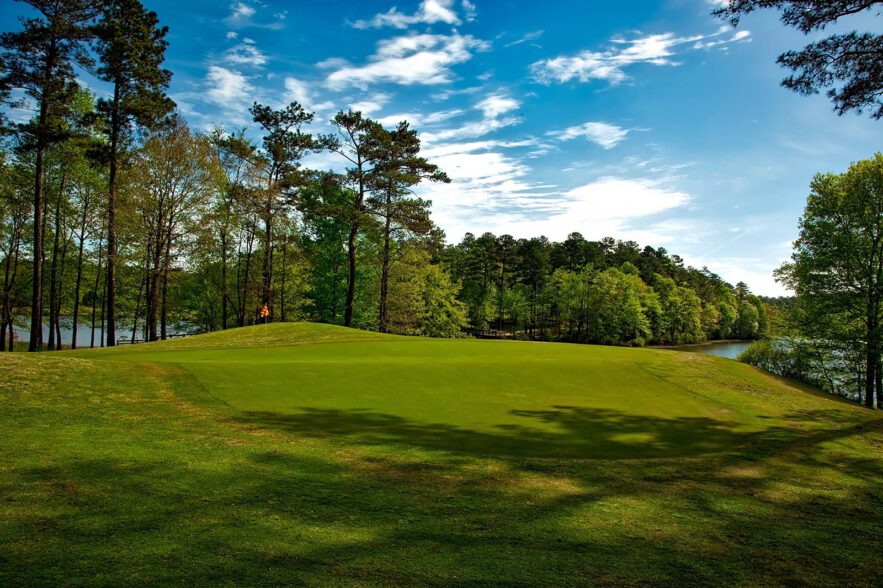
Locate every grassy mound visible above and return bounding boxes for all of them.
[2,323,882,586]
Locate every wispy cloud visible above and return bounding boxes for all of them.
[350,92,392,114]
[324,33,489,90]
[422,92,522,141]
[530,28,751,85]
[504,30,544,48]
[224,1,286,30]
[283,77,333,113]
[548,121,632,149]
[223,38,267,67]
[352,0,462,29]
[377,108,465,128]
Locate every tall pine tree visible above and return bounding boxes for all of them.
[0,0,97,351]
[93,0,173,346]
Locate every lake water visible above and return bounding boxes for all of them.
[9,320,192,347]
[666,340,753,360]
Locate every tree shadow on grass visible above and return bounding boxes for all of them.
[5,419,882,586]
[234,405,774,460]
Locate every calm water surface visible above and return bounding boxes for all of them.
[668,341,753,360]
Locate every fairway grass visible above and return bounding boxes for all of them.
[2,323,882,586]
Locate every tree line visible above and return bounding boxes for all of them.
[443,232,768,345]
[0,0,770,352]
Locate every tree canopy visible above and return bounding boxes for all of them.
[715,0,883,118]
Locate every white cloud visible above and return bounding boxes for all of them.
[205,65,254,110]
[426,175,692,244]
[283,77,334,113]
[224,1,285,30]
[228,1,254,20]
[421,92,521,142]
[353,0,461,29]
[325,33,488,90]
[377,108,464,128]
[530,28,751,85]
[224,39,267,67]
[226,31,238,39]
[462,0,477,22]
[548,121,631,149]
[476,93,519,118]
[504,30,544,48]
[350,92,392,114]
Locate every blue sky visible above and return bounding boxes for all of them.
[3,0,881,295]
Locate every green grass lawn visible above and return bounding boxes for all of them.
[2,323,882,586]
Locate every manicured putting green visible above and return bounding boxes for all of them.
[102,328,764,459]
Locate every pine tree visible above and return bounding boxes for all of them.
[715,1,883,118]
[0,0,97,352]
[93,0,174,346]
[366,122,448,333]
[249,102,314,317]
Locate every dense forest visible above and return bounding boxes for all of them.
[0,1,769,352]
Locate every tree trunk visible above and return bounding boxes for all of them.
[90,235,103,348]
[54,227,71,348]
[105,83,121,347]
[71,196,89,350]
[239,221,255,326]
[29,139,46,352]
[47,168,66,351]
[132,255,147,344]
[378,211,392,333]
[99,256,107,347]
[2,231,21,352]
[279,236,287,322]
[160,215,175,341]
[147,238,161,342]
[262,211,272,311]
[345,222,358,328]
[867,329,880,409]
[221,231,228,330]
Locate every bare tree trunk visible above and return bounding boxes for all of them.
[345,222,358,328]
[131,255,147,344]
[378,213,392,333]
[47,169,66,351]
[90,234,103,348]
[279,236,287,322]
[147,239,161,342]
[29,138,47,352]
[105,84,121,347]
[161,235,172,340]
[866,313,879,408]
[262,209,273,311]
[239,219,255,326]
[54,227,71,348]
[221,230,228,330]
[71,196,89,350]
[99,258,107,348]
[2,231,21,352]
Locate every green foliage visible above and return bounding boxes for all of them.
[445,233,766,346]
[714,0,883,118]
[587,267,656,346]
[386,247,468,337]
[777,153,883,407]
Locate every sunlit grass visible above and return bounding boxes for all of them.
[2,323,881,585]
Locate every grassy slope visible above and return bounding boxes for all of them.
[2,323,882,586]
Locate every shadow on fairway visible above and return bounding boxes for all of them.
[5,414,882,586]
[233,405,797,460]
